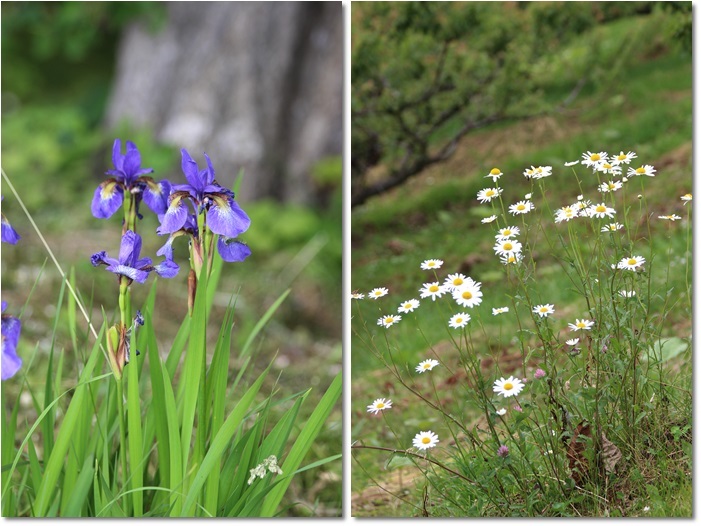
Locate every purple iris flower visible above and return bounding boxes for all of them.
[1,301,22,380]
[157,211,251,263]
[1,196,20,244]
[159,149,251,240]
[91,139,172,219]
[91,230,179,283]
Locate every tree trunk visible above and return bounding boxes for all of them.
[105,2,342,205]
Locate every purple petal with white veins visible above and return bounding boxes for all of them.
[159,195,190,234]
[156,236,175,259]
[106,264,150,283]
[217,238,251,262]
[142,179,172,215]
[154,258,179,278]
[1,313,22,380]
[134,257,153,269]
[91,182,123,219]
[111,139,123,171]
[181,149,203,190]
[118,231,142,267]
[206,197,251,238]
[1,215,20,244]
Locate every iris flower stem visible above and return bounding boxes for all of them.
[118,279,130,329]
[115,378,129,513]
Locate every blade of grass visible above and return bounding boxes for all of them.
[240,290,291,359]
[62,454,95,517]
[127,325,144,516]
[161,359,183,517]
[259,370,341,517]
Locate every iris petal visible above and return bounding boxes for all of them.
[181,149,203,190]
[154,258,180,278]
[206,196,251,238]
[118,230,142,267]
[160,195,190,234]
[1,313,22,380]
[105,264,150,283]
[1,215,20,244]
[142,179,172,215]
[91,182,124,219]
[217,238,252,262]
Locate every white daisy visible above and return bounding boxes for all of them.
[492,307,509,315]
[509,200,534,215]
[493,238,523,257]
[596,163,622,176]
[627,165,656,177]
[524,193,532,199]
[555,206,579,223]
[477,187,503,203]
[681,193,692,204]
[496,226,520,239]
[481,215,498,224]
[564,160,580,167]
[601,222,624,233]
[586,203,616,219]
[412,430,439,450]
[351,292,365,300]
[533,304,555,318]
[617,256,646,270]
[500,252,523,265]
[530,165,552,179]
[493,376,525,398]
[420,259,444,270]
[416,359,440,373]
[377,315,401,328]
[398,299,420,313]
[598,180,623,193]
[449,313,471,329]
[568,319,594,331]
[367,398,392,414]
[452,281,483,308]
[443,273,471,291]
[658,214,682,221]
[485,167,503,182]
[565,338,580,346]
[611,151,637,165]
[369,287,389,300]
[581,151,608,167]
[495,408,507,416]
[419,282,447,301]
[619,290,636,298]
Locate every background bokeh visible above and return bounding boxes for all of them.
[2,1,342,516]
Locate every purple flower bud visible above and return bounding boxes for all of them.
[534,368,546,379]
[497,445,509,458]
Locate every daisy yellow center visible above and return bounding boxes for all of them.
[540,307,548,313]
[386,317,394,323]
[377,402,385,408]
[456,318,463,323]
[628,258,637,266]
[403,303,411,309]
[503,229,511,236]
[536,167,543,173]
[453,278,463,286]
[636,167,645,174]
[508,256,516,263]
[604,164,612,169]
[429,285,439,292]
[423,364,431,369]
[503,243,513,251]
[596,205,606,213]
[422,437,431,444]
[490,168,500,175]
[485,190,495,197]
[608,183,615,189]
[617,154,626,161]
[577,322,585,328]
[517,204,525,211]
[374,292,382,296]
[462,291,473,300]
[504,382,513,390]
[591,154,601,161]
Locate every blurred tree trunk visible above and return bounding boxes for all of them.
[105,2,342,205]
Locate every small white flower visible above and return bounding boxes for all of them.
[452,281,483,308]
[419,282,447,301]
[524,165,552,179]
[596,163,622,176]
[565,160,580,167]
[481,215,498,224]
[598,180,623,193]
[398,299,420,313]
[496,226,520,239]
[477,187,503,203]
[421,259,444,270]
[617,256,646,271]
[581,151,608,167]
[627,165,656,177]
[601,222,624,233]
[555,206,579,223]
[412,430,439,450]
[351,292,365,300]
[493,376,525,398]
[443,273,472,291]
[643,506,650,512]
[509,200,534,215]
[493,238,523,257]
[369,287,389,300]
[524,193,532,199]
[248,455,283,485]
[416,359,440,373]
[586,203,616,219]
[492,307,509,315]
[619,290,636,298]
[568,319,594,331]
[500,252,523,265]
[577,195,584,201]
[495,408,507,416]
[449,312,471,329]
[565,338,580,346]
[377,314,402,328]
[681,193,692,204]
[367,398,392,414]
[533,304,555,318]
[611,151,637,165]
[658,214,682,221]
